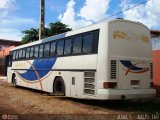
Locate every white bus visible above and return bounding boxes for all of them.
[7,19,156,100]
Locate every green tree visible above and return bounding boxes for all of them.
[47,21,72,36]
[21,28,39,44]
[21,21,72,44]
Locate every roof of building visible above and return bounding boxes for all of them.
[0,39,20,43]
[150,30,160,38]
[0,39,21,47]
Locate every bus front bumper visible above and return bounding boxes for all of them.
[96,88,156,100]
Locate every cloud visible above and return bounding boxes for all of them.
[0,0,16,9]
[0,16,37,28]
[0,0,38,41]
[79,0,110,22]
[58,0,111,29]
[120,0,160,29]
[0,0,16,18]
[58,0,92,29]
[0,28,22,40]
[0,16,38,41]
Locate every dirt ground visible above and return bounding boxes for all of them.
[0,78,160,120]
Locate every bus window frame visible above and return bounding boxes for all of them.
[56,39,65,56]
[34,45,40,58]
[39,44,44,58]
[11,29,99,61]
[22,48,26,59]
[82,32,93,54]
[13,51,16,60]
[64,37,73,56]
[50,41,57,57]
[72,35,83,55]
[29,46,34,58]
[43,42,51,58]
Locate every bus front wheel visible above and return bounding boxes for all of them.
[53,77,65,96]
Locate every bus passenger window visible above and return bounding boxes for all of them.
[26,47,30,58]
[16,51,19,59]
[73,36,82,54]
[44,43,50,57]
[34,45,39,58]
[50,42,56,56]
[22,49,26,58]
[57,40,64,56]
[13,51,16,60]
[19,49,23,59]
[8,52,13,67]
[82,33,93,53]
[30,47,34,58]
[64,38,72,55]
[39,44,44,58]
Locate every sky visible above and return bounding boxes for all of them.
[0,0,160,41]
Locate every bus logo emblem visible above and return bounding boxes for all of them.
[120,60,149,75]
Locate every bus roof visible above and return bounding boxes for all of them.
[11,19,148,51]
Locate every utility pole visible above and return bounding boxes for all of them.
[39,0,45,40]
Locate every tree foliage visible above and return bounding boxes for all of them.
[21,28,39,44]
[21,21,72,44]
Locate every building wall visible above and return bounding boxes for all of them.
[151,31,160,96]
[0,39,20,51]
[0,46,15,58]
[0,40,20,76]
[152,50,160,96]
[0,46,15,76]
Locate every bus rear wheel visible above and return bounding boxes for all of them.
[12,74,17,87]
[53,77,65,96]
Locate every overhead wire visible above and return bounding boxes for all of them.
[95,0,151,23]
[60,0,151,25]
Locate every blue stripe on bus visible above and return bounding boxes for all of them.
[19,58,57,81]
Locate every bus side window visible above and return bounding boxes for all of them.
[8,52,13,67]
[26,47,30,59]
[19,49,23,59]
[13,51,16,60]
[73,35,82,54]
[16,50,19,60]
[30,47,34,58]
[34,45,39,58]
[50,42,56,56]
[64,38,72,55]
[92,30,99,53]
[57,40,64,56]
[39,44,44,58]
[44,43,50,57]
[22,48,26,58]
[82,33,93,54]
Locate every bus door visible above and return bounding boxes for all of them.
[118,60,150,89]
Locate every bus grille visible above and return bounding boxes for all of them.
[84,72,95,95]
[150,63,153,79]
[110,60,117,79]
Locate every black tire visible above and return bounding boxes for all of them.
[12,74,17,87]
[53,77,65,96]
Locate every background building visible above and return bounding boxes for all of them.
[0,39,21,76]
[151,30,160,96]
[0,39,20,50]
